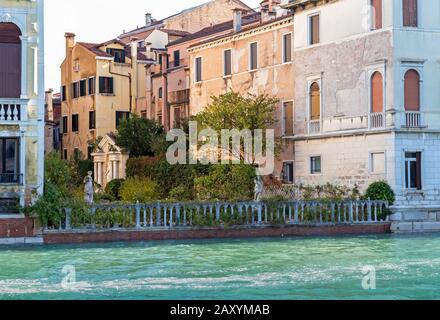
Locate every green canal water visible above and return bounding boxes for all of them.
[1,234,440,300]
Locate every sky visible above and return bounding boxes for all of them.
[44,0,261,91]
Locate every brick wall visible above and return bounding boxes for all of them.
[0,218,35,238]
[44,223,391,245]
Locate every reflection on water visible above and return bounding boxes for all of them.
[1,234,440,300]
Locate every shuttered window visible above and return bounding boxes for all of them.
[99,77,114,94]
[79,79,86,97]
[283,101,294,136]
[88,77,95,95]
[249,42,258,70]
[72,82,79,99]
[72,114,79,132]
[89,111,96,130]
[174,107,181,129]
[62,116,68,134]
[61,85,67,101]
[310,82,321,120]
[371,72,384,113]
[404,69,420,111]
[403,0,418,27]
[0,23,22,98]
[283,33,292,63]
[224,49,232,76]
[173,50,180,67]
[309,15,320,45]
[371,0,383,29]
[195,57,202,82]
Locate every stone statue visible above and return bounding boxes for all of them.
[254,174,264,202]
[84,171,94,204]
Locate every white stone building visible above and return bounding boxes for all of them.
[282,0,440,229]
[0,0,45,212]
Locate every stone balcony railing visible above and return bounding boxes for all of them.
[0,99,27,123]
[403,111,423,128]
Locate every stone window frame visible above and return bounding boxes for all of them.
[369,150,387,175]
[369,0,384,31]
[282,32,293,64]
[194,56,203,83]
[306,75,323,132]
[402,148,424,192]
[248,41,259,71]
[307,12,321,46]
[309,154,323,175]
[400,61,424,114]
[223,48,233,78]
[282,160,295,185]
[281,99,294,136]
[366,62,386,117]
[402,0,420,28]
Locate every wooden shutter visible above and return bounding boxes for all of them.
[195,57,202,82]
[416,152,422,190]
[403,0,418,27]
[404,69,420,111]
[283,102,294,135]
[310,15,320,44]
[372,0,383,29]
[0,23,22,98]
[283,34,292,62]
[250,43,258,69]
[371,72,384,113]
[310,82,321,120]
[224,50,232,76]
[109,77,114,94]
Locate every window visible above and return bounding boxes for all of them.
[310,156,322,174]
[371,0,383,30]
[99,77,114,94]
[173,50,180,67]
[309,14,320,45]
[249,42,258,70]
[62,116,68,134]
[224,49,232,76]
[370,152,386,174]
[404,69,420,111]
[174,107,181,129]
[73,60,80,72]
[87,146,94,160]
[371,71,384,113]
[195,57,202,83]
[0,22,22,98]
[116,111,130,128]
[106,48,126,63]
[282,162,294,184]
[61,85,67,101]
[158,87,163,99]
[89,111,96,130]
[405,152,422,190]
[310,82,321,120]
[88,77,95,95]
[0,138,19,184]
[79,79,86,97]
[63,149,68,160]
[72,114,79,132]
[403,0,418,27]
[72,82,79,99]
[283,33,292,63]
[283,101,294,136]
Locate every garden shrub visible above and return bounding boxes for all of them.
[365,181,395,204]
[120,177,158,203]
[105,179,125,201]
[195,164,256,201]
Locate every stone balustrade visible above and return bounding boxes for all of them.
[58,199,389,231]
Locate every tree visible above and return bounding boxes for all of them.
[194,92,281,165]
[115,114,168,157]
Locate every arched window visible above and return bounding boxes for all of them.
[310,82,321,120]
[0,23,22,98]
[371,0,383,30]
[404,69,420,111]
[371,71,383,113]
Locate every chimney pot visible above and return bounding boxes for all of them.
[145,13,152,26]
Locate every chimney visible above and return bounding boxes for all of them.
[145,13,152,26]
[64,32,75,54]
[233,9,243,32]
[145,42,153,59]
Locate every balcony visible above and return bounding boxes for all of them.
[404,111,423,128]
[369,112,385,129]
[0,173,22,185]
[168,89,190,106]
[0,99,27,123]
[309,119,321,135]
